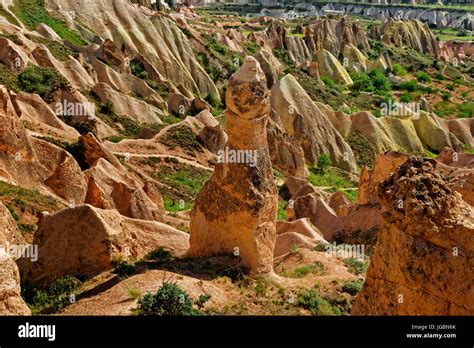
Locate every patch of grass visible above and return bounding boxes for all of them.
[308,168,354,190]
[296,290,341,316]
[281,261,326,278]
[127,287,142,300]
[343,258,368,275]
[163,196,193,212]
[11,0,87,45]
[342,280,363,296]
[21,275,82,314]
[277,200,287,221]
[105,135,125,143]
[153,163,211,199]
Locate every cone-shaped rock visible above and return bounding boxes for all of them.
[189,56,278,274]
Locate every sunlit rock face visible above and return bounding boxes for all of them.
[352,158,474,315]
[189,57,278,274]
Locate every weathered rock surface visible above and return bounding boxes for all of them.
[358,152,410,205]
[353,158,474,315]
[0,203,30,315]
[45,0,219,100]
[271,74,357,172]
[315,49,353,86]
[370,19,440,58]
[18,205,189,285]
[189,57,278,274]
[306,17,370,58]
[13,92,80,142]
[91,83,164,124]
[84,158,163,221]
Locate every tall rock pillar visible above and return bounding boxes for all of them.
[189,56,278,274]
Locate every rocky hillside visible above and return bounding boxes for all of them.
[0,0,472,316]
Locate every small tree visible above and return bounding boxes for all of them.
[136,281,195,316]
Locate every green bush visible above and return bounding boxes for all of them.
[136,281,196,316]
[113,260,136,278]
[316,154,332,174]
[296,290,341,315]
[457,102,473,118]
[342,280,363,296]
[321,76,335,89]
[415,71,431,83]
[21,275,82,314]
[391,63,407,76]
[350,70,391,95]
[442,92,451,101]
[18,65,66,101]
[281,261,326,278]
[144,247,174,264]
[400,92,414,103]
[399,80,420,92]
[434,71,445,80]
[343,258,368,275]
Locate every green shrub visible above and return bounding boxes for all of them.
[135,281,196,316]
[316,154,332,174]
[399,92,414,103]
[6,203,20,221]
[18,65,66,101]
[457,102,473,118]
[296,290,341,315]
[350,70,391,95]
[113,259,136,278]
[21,275,81,314]
[342,280,363,296]
[343,258,368,275]
[144,247,174,264]
[434,71,445,80]
[442,92,451,101]
[415,71,431,83]
[391,63,407,76]
[399,80,420,92]
[159,126,203,152]
[321,76,335,89]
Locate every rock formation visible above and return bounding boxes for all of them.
[370,19,440,58]
[189,57,278,274]
[306,17,370,58]
[353,158,474,315]
[270,74,357,172]
[0,203,30,315]
[315,49,353,86]
[18,205,189,286]
[45,0,219,100]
